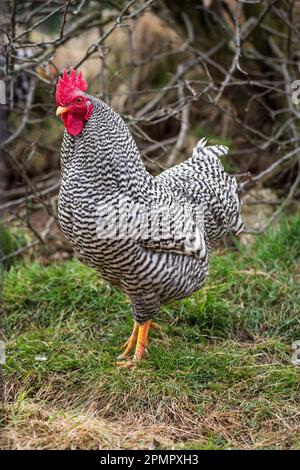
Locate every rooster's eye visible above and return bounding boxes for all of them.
[75,97,83,104]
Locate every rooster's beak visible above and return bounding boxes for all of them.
[56,106,69,116]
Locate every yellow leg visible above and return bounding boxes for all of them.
[117,322,139,360]
[117,320,158,367]
[133,319,151,361]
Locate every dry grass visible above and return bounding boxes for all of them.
[2,391,300,450]
[1,401,175,450]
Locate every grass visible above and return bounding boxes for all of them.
[1,214,300,449]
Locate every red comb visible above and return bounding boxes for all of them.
[56,68,88,105]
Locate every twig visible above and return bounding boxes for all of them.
[2,77,36,146]
[240,147,300,190]
[167,73,190,167]
[215,1,247,103]
[60,0,72,40]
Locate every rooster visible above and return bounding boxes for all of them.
[55,69,244,366]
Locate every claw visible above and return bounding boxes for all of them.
[117,358,137,369]
[151,322,161,331]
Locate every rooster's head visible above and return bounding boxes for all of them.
[55,68,93,136]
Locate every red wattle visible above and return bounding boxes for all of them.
[63,112,84,136]
[61,104,93,136]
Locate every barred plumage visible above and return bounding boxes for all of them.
[56,70,244,364]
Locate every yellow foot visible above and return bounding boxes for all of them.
[117,320,159,365]
[117,359,138,369]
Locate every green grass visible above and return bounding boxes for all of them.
[1,215,300,449]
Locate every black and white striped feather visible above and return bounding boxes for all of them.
[58,97,243,323]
